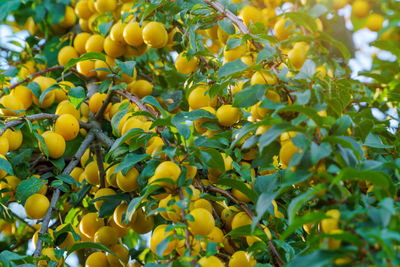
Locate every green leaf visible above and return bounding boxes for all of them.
[0,158,13,176]
[252,191,279,231]
[28,82,41,99]
[257,43,276,63]
[259,123,291,152]
[116,60,136,77]
[218,17,235,35]
[56,174,78,187]
[172,109,216,123]
[200,149,225,172]
[99,79,112,93]
[278,105,324,127]
[371,40,400,59]
[318,32,351,61]
[286,250,339,267]
[364,133,392,148]
[115,153,149,174]
[280,211,327,241]
[64,52,106,72]
[108,129,144,154]
[215,178,258,203]
[310,142,332,164]
[0,0,22,21]
[39,84,60,105]
[16,176,44,204]
[309,4,328,18]
[293,59,316,80]
[125,185,160,221]
[232,84,265,108]
[218,59,248,77]
[285,12,318,32]
[66,242,117,258]
[142,95,166,117]
[98,21,113,36]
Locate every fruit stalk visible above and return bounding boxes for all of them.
[33,130,96,257]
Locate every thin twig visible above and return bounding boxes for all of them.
[10,210,36,231]
[93,89,115,121]
[33,130,96,257]
[115,89,158,117]
[94,129,114,148]
[0,113,91,136]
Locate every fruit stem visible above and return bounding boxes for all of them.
[33,130,96,258]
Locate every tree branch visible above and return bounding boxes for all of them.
[0,113,91,136]
[206,184,284,266]
[202,0,263,50]
[93,129,114,148]
[33,130,96,257]
[114,89,158,117]
[93,89,115,121]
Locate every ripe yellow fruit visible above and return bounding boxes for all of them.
[231,212,252,229]
[216,104,241,127]
[150,224,177,256]
[198,256,224,267]
[0,155,8,178]
[89,92,107,114]
[352,0,370,18]
[131,208,154,234]
[32,76,57,108]
[251,71,277,85]
[188,208,215,236]
[321,209,340,233]
[113,202,137,228]
[104,35,126,58]
[327,229,343,249]
[86,34,105,53]
[274,18,293,41]
[94,226,118,247]
[39,247,60,266]
[366,13,384,32]
[58,46,78,66]
[232,183,252,203]
[229,251,257,267]
[11,85,32,109]
[25,194,50,219]
[279,140,298,167]
[55,81,73,103]
[194,106,216,134]
[59,6,76,28]
[193,199,213,214]
[107,244,130,267]
[55,100,80,119]
[55,224,74,249]
[79,18,89,32]
[288,45,307,69]
[121,117,146,136]
[0,135,9,156]
[0,175,20,199]
[84,160,100,185]
[4,129,23,151]
[77,60,96,77]
[272,200,285,218]
[142,22,168,48]
[93,188,116,210]
[128,80,154,98]
[110,21,126,43]
[224,44,247,62]
[175,53,199,74]
[40,131,66,159]
[188,85,216,110]
[239,5,263,26]
[95,0,117,13]
[105,164,118,187]
[74,32,91,54]
[54,114,80,141]
[123,21,144,47]
[150,161,181,189]
[75,0,93,20]
[0,95,24,116]
[246,225,272,246]
[79,213,104,238]
[116,167,139,192]
[85,252,109,267]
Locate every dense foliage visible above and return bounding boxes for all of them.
[0,0,399,266]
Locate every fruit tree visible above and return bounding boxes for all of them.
[0,0,399,266]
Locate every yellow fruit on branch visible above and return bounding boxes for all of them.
[188,208,215,236]
[39,131,66,159]
[54,114,80,141]
[142,22,168,48]
[24,193,50,220]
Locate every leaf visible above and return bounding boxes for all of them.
[98,21,113,36]
[99,79,112,93]
[291,90,311,105]
[310,142,332,164]
[285,12,318,32]
[0,158,13,176]
[64,52,106,72]
[286,250,339,267]
[280,211,327,241]
[252,191,279,231]
[115,153,149,174]
[56,174,78,187]
[278,105,324,127]
[142,95,166,117]
[218,59,248,77]
[309,4,328,18]
[257,43,276,63]
[108,129,144,154]
[364,133,392,148]
[116,60,136,77]
[172,109,216,124]
[0,0,22,21]
[200,149,225,172]
[318,32,351,61]
[27,82,41,99]
[293,59,316,80]
[232,84,265,108]
[15,176,44,204]
[218,17,235,35]
[287,184,324,224]
[125,185,160,221]
[215,178,258,203]
[259,123,291,152]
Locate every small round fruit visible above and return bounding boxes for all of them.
[95,0,117,14]
[150,161,181,189]
[352,0,370,18]
[85,252,109,267]
[93,188,116,210]
[74,32,91,54]
[55,100,80,119]
[79,213,105,238]
[229,251,257,267]
[58,46,78,66]
[0,136,9,156]
[75,0,93,20]
[150,224,177,256]
[4,129,23,151]
[116,167,139,192]
[113,202,137,228]
[54,114,80,141]
[274,18,293,41]
[279,140,298,167]
[77,60,96,77]
[40,131,66,159]
[131,208,154,234]
[84,160,100,185]
[94,226,118,247]
[188,85,216,110]
[128,80,153,98]
[110,21,126,43]
[59,6,76,28]
[0,95,24,116]
[11,85,32,109]
[231,212,252,229]
[107,244,130,267]
[25,194,50,219]
[55,224,75,249]
[175,52,199,74]
[366,13,384,32]
[321,209,340,233]
[198,256,224,267]
[85,34,105,53]
[123,21,144,47]
[188,208,215,236]
[89,92,108,114]
[104,35,126,58]
[216,105,241,127]
[142,22,168,48]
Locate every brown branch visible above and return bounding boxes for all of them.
[206,184,284,266]
[93,129,114,148]
[33,130,96,257]
[94,142,106,188]
[0,113,91,136]
[93,89,115,121]
[202,0,263,50]
[115,89,158,117]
